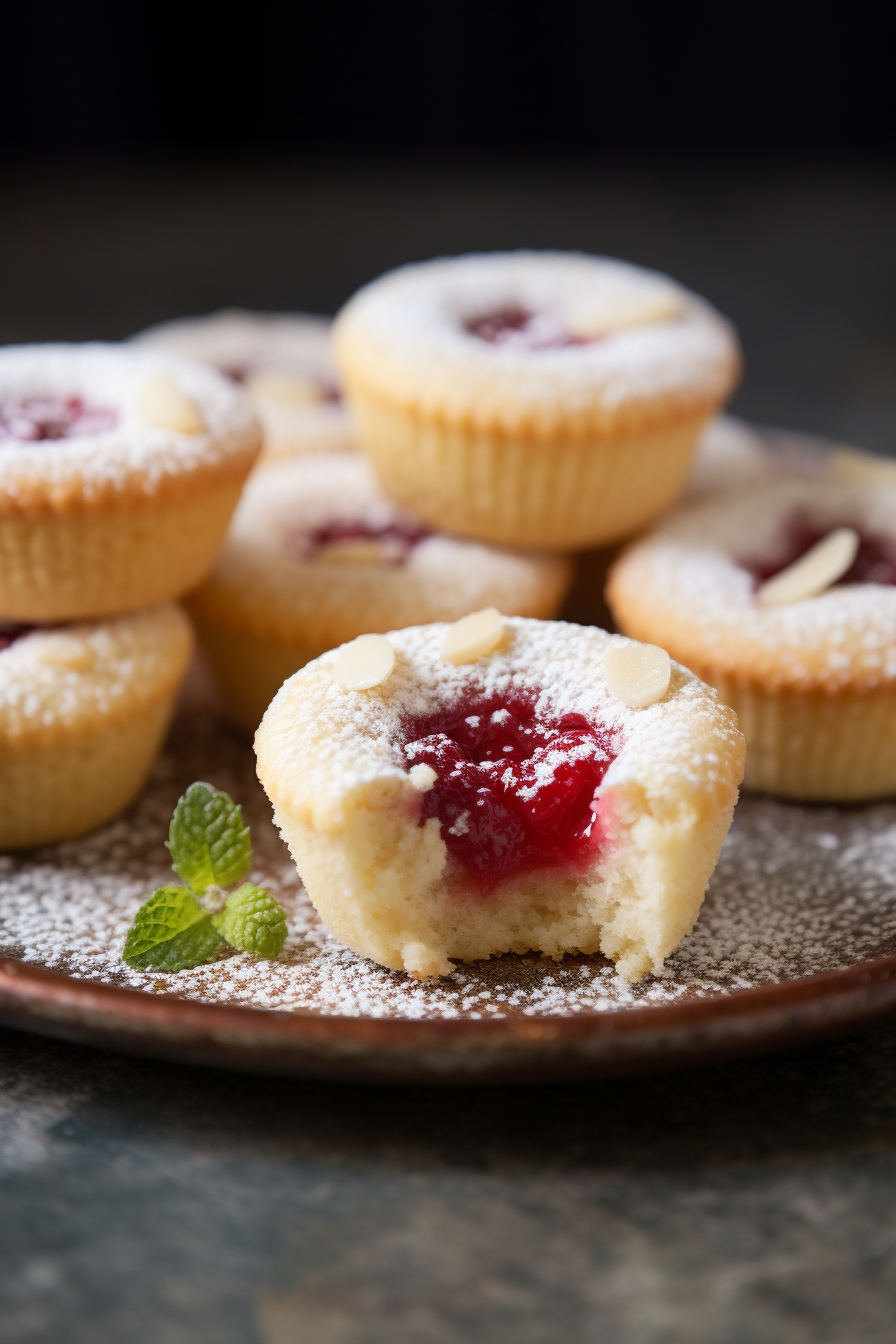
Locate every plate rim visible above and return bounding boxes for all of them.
[3,947,896,1050]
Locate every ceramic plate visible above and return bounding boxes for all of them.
[2,428,895,1084]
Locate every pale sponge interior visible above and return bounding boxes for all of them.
[274,774,736,982]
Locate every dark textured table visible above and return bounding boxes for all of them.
[2,156,896,1342]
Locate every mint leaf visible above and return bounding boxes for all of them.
[167,782,252,894]
[123,886,227,971]
[212,883,288,959]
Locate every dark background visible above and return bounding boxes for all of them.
[3,2,895,158]
[2,1,896,451]
[4,8,896,1342]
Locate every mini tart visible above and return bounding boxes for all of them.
[333,252,741,549]
[607,479,896,800]
[184,453,573,732]
[255,618,744,981]
[0,344,261,621]
[0,604,192,848]
[134,309,354,459]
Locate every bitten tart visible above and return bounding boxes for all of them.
[607,478,896,800]
[333,251,741,549]
[255,617,744,981]
[0,604,192,848]
[185,453,573,732]
[0,344,261,620]
[135,309,353,459]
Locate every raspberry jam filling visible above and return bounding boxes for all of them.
[0,397,117,442]
[0,622,38,653]
[749,515,896,588]
[466,307,590,351]
[404,690,619,893]
[291,519,431,565]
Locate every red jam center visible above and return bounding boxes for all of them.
[749,514,896,588]
[0,397,118,443]
[291,519,431,564]
[0,622,37,652]
[403,691,619,893]
[466,307,590,351]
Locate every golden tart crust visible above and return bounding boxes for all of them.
[0,344,261,620]
[607,479,896,799]
[0,604,192,848]
[185,452,573,732]
[333,252,741,549]
[255,618,744,982]
[134,309,354,459]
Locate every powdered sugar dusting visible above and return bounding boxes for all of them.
[609,478,896,691]
[192,454,570,644]
[0,344,259,501]
[333,251,740,425]
[256,619,743,842]
[134,309,337,386]
[1,712,894,1019]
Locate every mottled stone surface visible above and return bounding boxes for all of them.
[2,1023,896,1342]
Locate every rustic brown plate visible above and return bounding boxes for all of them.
[3,426,896,1084]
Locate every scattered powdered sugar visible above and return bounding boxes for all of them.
[1,712,895,1020]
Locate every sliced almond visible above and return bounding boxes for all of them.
[604,642,671,709]
[568,287,683,340]
[758,527,859,606]
[135,372,205,434]
[441,608,506,664]
[246,370,322,406]
[32,634,96,671]
[332,633,395,691]
[832,447,896,487]
[408,763,438,792]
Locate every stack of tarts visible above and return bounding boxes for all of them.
[17,248,896,995]
[244,250,752,985]
[0,343,261,848]
[186,250,744,738]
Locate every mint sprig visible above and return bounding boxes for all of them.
[123,887,227,971]
[122,783,287,973]
[167,781,252,893]
[212,883,288,958]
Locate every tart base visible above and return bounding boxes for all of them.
[350,391,710,549]
[0,468,249,620]
[708,676,896,801]
[189,615,321,736]
[0,694,177,849]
